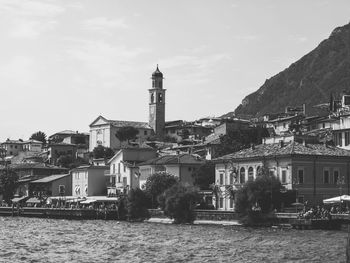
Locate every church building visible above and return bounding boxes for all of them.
[89,66,166,152]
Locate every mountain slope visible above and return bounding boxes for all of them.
[234,22,350,117]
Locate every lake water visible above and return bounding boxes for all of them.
[0,217,347,262]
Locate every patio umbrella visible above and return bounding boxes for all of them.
[323,195,350,204]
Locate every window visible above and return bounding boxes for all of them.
[346,132,350,146]
[113,164,115,174]
[118,163,121,173]
[324,169,330,184]
[144,130,147,136]
[118,175,121,183]
[229,198,234,208]
[281,170,287,184]
[219,173,224,185]
[298,169,304,184]
[229,173,234,185]
[269,169,275,177]
[188,167,192,172]
[334,170,339,184]
[240,167,245,184]
[123,163,126,172]
[256,166,261,176]
[219,197,224,208]
[248,167,254,180]
[338,133,343,146]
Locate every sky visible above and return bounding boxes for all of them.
[0,0,350,141]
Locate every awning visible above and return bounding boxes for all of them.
[86,196,119,202]
[80,200,96,204]
[66,198,86,203]
[11,196,28,203]
[323,195,350,204]
[26,197,41,204]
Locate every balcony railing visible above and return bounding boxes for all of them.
[104,170,121,176]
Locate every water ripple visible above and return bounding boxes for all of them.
[0,217,347,262]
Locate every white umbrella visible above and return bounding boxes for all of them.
[323,195,350,204]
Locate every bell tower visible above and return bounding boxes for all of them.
[149,65,165,137]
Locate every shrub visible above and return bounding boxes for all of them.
[158,184,199,224]
[127,188,150,221]
[143,172,178,208]
[235,174,282,226]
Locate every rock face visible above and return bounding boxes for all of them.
[233,22,350,117]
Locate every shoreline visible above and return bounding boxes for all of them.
[144,217,242,226]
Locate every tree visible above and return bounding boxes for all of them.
[235,174,283,226]
[127,188,150,221]
[115,126,139,144]
[92,145,114,159]
[158,183,199,224]
[57,155,88,169]
[143,172,178,208]
[0,168,19,203]
[215,127,270,157]
[192,161,215,190]
[30,131,47,144]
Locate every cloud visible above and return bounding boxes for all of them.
[0,0,64,38]
[233,35,259,41]
[159,53,231,84]
[9,19,57,38]
[0,56,39,88]
[0,0,64,18]
[288,35,308,43]
[64,38,150,88]
[160,53,231,69]
[82,17,129,31]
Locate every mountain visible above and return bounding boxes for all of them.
[233,22,350,118]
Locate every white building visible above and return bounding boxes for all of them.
[106,148,157,195]
[71,165,108,197]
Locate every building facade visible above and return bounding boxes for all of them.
[213,141,350,211]
[89,116,153,152]
[71,165,109,197]
[30,174,72,197]
[106,148,157,195]
[138,154,205,188]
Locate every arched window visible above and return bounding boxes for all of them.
[158,93,163,103]
[256,166,261,176]
[240,167,245,184]
[248,167,254,181]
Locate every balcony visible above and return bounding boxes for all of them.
[104,170,121,177]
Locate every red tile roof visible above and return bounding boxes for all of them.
[139,154,204,166]
[214,142,350,162]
